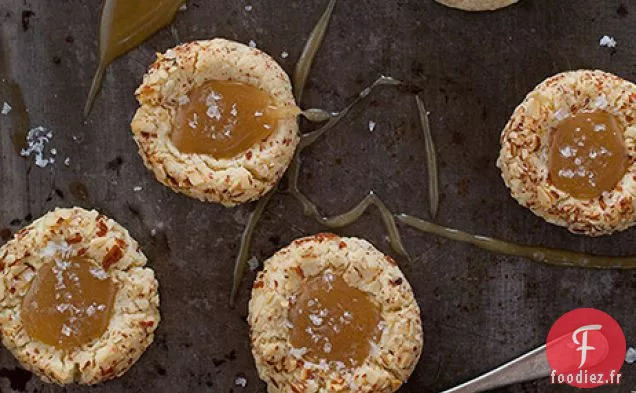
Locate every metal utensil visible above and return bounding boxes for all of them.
[440,345,551,393]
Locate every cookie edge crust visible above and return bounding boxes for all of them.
[0,207,160,385]
[436,0,519,11]
[131,38,300,207]
[497,69,636,236]
[248,233,423,393]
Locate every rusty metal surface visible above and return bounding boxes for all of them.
[0,0,634,392]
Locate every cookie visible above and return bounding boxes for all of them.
[0,207,160,384]
[249,233,423,393]
[436,0,519,11]
[497,70,636,236]
[131,39,300,207]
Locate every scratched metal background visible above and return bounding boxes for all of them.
[0,0,634,392]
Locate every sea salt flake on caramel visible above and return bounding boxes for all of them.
[21,257,117,350]
[288,271,382,368]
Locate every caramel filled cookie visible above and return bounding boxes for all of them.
[0,208,160,384]
[436,0,519,11]
[249,234,422,393]
[498,70,636,236]
[132,39,300,207]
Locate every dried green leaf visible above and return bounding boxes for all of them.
[416,95,439,219]
[293,0,337,102]
[397,214,636,269]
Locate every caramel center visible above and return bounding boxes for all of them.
[21,257,117,350]
[172,80,298,158]
[288,271,382,368]
[548,111,629,199]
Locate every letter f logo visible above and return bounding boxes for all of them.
[572,325,602,369]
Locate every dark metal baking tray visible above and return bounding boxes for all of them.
[0,0,633,392]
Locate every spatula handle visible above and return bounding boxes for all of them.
[440,345,551,393]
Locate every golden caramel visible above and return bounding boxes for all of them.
[288,271,382,367]
[21,257,117,351]
[172,80,298,158]
[85,0,184,116]
[548,111,629,199]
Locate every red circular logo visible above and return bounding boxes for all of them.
[546,308,626,388]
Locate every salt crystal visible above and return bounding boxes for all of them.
[189,113,198,128]
[245,5,253,11]
[368,121,376,132]
[179,2,187,11]
[593,124,606,132]
[89,266,109,280]
[206,92,222,103]
[594,95,608,109]
[41,241,72,258]
[133,186,143,192]
[64,157,71,166]
[61,324,72,337]
[599,35,617,48]
[289,347,308,358]
[249,40,257,48]
[626,347,636,364]
[22,269,34,282]
[559,146,576,158]
[323,342,332,353]
[281,51,289,59]
[150,228,157,237]
[554,108,570,121]
[206,103,221,120]
[1,102,11,115]
[309,314,323,326]
[247,256,260,271]
[21,126,56,168]
[50,148,57,156]
[234,376,248,388]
